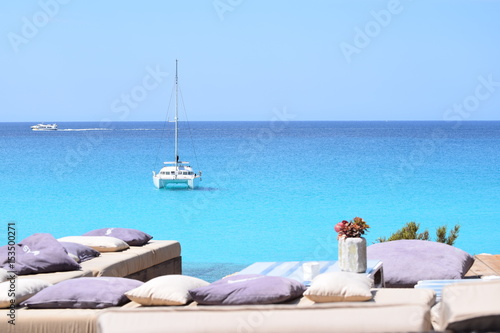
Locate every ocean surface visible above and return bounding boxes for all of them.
[1,121,499,281]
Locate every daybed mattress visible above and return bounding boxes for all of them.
[0,241,181,333]
[1,308,102,333]
[98,288,433,333]
[17,269,94,285]
[79,240,181,278]
[0,288,435,333]
[97,303,432,333]
[14,240,181,285]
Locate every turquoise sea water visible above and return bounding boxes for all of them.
[1,121,499,281]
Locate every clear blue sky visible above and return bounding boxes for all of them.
[1,0,499,121]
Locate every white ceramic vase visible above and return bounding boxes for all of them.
[338,237,367,273]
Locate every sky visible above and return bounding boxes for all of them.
[1,0,499,121]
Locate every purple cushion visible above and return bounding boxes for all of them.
[59,242,101,262]
[189,274,306,305]
[0,233,81,275]
[82,228,152,246]
[367,240,475,288]
[21,277,143,309]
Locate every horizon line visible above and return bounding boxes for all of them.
[4,119,500,123]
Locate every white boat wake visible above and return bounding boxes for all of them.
[58,128,164,131]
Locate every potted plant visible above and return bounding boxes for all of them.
[334,217,370,273]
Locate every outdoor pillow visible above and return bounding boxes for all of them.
[431,279,500,332]
[21,277,143,309]
[0,233,81,275]
[82,228,152,246]
[189,274,306,305]
[57,236,129,252]
[367,240,475,288]
[0,279,52,308]
[125,274,209,305]
[0,268,10,283]
[59,241,101,262]
[303,272,373,302]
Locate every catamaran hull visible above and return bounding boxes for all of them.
[153,175,200,189]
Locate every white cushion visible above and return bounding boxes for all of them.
[431,280,500,331]
[125,275,209,306]
[58,236,129,252]
[0,279,52,308]
[304,272,373,302]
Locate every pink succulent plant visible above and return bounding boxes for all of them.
[335,217,370,239]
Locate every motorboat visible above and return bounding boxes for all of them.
[31,123,58,131]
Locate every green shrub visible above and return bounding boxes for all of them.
[377,222,460,245]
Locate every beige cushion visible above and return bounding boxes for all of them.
[97,303,432,333]
[79,240,180,278]
[0,279,52,308]
[0,268,11,283]
[0,307,102,333]
[16,269,93,285]
[125,275,209,306]
[58,236,129,252]
[432,280,500,331]
[119,240,181,269]
[80,251,139,277]
[303,272,373,302]
[371,288,435,307]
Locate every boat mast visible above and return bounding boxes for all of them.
[174,59,179,171]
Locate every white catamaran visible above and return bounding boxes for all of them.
[152,60,201,189]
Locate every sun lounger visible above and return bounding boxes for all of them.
[14,240,181,285]
[0,240,181,333]
[17,269,94,285]
[79,240,181,281]
[98,303,431,333]
[431,279,500,331]
[6,278,500,332]
[414,278,482,301]
[97,288,435,333]
[0,288,435,333]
